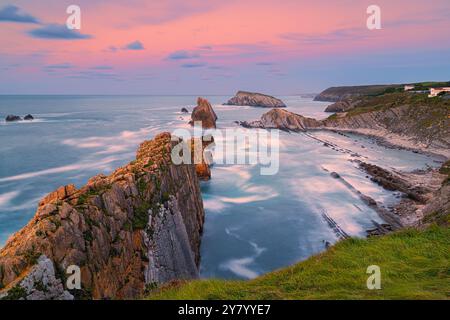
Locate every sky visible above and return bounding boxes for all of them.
[0,0,449,94]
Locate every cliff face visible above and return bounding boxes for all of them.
[225,91,286,108]
[241,103,450,157]
[0,133,205,300]
[189,97,218,129]
[322,105,450,152]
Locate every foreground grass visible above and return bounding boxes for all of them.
[147,226,449,300]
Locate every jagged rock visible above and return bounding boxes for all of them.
[358,162,427,203]
[5,115,21,122]
[225,91,286,108]
[189,97,218,129]
[24,114,34,120]
[0,133,205,299]
[181,108,189,113]
[240,109,320,132]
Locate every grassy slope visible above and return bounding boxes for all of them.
[147,226,449,300]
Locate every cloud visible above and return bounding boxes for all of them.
[0,5,39,24]
[90,65,114,70]
[167,50,199,60]
[181,62,206,68]
[124,40,145,50]
[280,28,369,45]
[44,63,74,70]
[256,62,275,66]
[28,24,92,40]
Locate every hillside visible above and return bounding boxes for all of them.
[314,81,450,102]
[147,226,449,300]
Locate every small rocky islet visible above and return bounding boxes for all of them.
[224,91,286,108]
[5,114,34,122]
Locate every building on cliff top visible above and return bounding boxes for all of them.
[428,87,450,97]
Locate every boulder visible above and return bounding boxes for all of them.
[181,108,189,113]
[225,91,286,108]
[5,115,21,122]
[189,97,218,129]
[24,114,34,120]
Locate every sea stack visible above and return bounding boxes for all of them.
[0,133,205,300]
[189,97,218,129]
[225,91,286,108]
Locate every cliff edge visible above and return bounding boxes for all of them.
[0,133,205,300]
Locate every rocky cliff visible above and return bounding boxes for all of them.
[225,91,286,108]
[241,95,450,158]
[189,97,218,129]
[0,133,205,300]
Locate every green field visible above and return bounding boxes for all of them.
[146,226,450,300]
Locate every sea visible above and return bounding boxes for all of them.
[0,95,442,279]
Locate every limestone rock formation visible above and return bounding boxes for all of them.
[5,115,21,122]
[0,133,205,300]
[225,91,286,108]
[240,109,320,132]
[189,97,218,129]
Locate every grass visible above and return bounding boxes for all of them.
[147,226,450,300]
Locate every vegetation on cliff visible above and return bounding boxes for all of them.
[147,225,449,300]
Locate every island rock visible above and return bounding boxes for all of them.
[225,91,286,108]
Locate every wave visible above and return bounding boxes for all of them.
[0,155,126,183]
[219,228,266,279]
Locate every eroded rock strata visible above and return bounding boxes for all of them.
[0,133,205,300]
[225,91,286,108]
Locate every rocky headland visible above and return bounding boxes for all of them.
[239,92,449,233]
[0,133,205,300]
[314,85,401,102]
[225,91,286,108]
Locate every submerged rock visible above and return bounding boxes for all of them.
[189,97,218,129]
[0,133,205,300]
[225,91,286,108]
[5,115,21,122]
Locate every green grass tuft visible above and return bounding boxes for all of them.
[147,226,450,300]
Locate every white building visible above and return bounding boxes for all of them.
[404,85,414,91]
[428,87,450,97]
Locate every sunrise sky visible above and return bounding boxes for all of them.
[0,0,449,94]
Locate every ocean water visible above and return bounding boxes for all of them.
[0,95,442,280]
